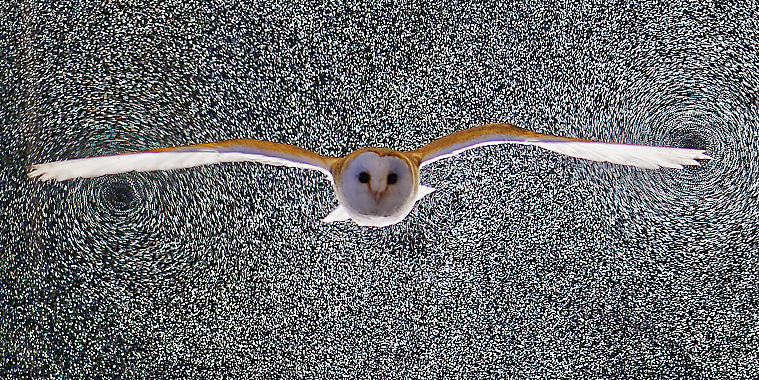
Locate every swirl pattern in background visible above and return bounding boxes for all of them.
[570,58,759,253]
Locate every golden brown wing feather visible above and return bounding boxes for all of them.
[28,138,339,181]
[407,123,710,169]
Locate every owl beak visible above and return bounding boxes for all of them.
[367,185,387,202]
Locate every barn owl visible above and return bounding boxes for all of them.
[28,123,711,227]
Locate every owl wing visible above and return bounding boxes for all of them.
[408,123,711,170]
[27,139,338,181]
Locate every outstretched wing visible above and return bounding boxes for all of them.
[407,123,711,170]
[28,139,338,181]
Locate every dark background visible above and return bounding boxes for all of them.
[2,0,758,377]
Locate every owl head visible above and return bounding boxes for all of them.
[332,148,419,225]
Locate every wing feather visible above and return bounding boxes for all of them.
[408,123,711,169]
[28,139,337,181]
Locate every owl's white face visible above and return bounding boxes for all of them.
[335,151,417,225]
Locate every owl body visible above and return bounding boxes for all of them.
[329,148,426,227]
[27,123,712,227]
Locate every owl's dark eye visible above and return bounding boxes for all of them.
[387,173,398,184]
[358,172,370,183]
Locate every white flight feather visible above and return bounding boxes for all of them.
[419,135,711,170]
[322,205,351,223]
[416,185,436,200]
[27,145,333,182]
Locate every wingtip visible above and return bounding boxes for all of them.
[665,150,711,169]
[26,164,44,180]
[26,163,59,181]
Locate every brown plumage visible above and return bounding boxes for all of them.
[28,123,711,226]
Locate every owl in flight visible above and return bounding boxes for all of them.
[28,123,711,227]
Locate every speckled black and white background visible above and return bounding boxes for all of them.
[2,0,758,377]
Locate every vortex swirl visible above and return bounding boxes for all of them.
[572,67,758,241]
